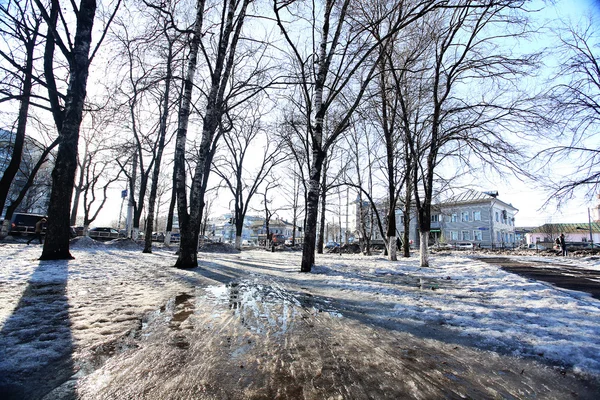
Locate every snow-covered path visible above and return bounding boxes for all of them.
[1,241,599,399]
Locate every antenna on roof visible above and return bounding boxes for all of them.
[483,191,499,198]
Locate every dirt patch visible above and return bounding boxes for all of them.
[198,242,240,254]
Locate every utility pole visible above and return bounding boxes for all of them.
[588,208,594,246]
[345,187,349,244]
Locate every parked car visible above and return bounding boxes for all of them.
[272,234,286,245]
[8,213,47,235]
[456,242,474,250]
[88,227,120,241]
[152,232,165,241]
[325,241,340,249]
[431,242,452,249]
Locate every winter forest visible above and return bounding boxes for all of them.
[1,0,599,271]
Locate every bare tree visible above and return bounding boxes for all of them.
[538,16,600,203]
[0,0,44,218]
[109,3,181,243]
[174,0,271,267]
[274,0,443,272]
[35,0,121,260]
[213,102,286,250]
[79,153,122,231]
[403,1,539,267]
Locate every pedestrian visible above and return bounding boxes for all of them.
[27,218,46,245]
[560,233,567,256]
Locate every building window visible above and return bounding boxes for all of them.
[462,231,471,240]
[450,231,458,240]
[473,230,482,241]
[461,212,470,222]
[431,214,439,223]
[495,211,499,222]
[497,232,501,242]
[452,214,458,222]
[473,211,481,221]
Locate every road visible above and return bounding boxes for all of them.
[478,256,600,300]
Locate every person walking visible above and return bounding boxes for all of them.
[27,218,46,245]
[560,233,567,256]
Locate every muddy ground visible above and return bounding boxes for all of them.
[1,245,599,399]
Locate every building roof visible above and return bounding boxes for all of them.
[530,223,600,234]
[442,189,517,211]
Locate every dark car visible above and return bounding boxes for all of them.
[325,241,340,249]
[9,213,47,235]
[152,232,165,241]
[272,234,286,245]
[88,227,120,241]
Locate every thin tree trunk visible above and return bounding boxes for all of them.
[0,34,36,217]
[144,38,173,253]
[317,157,328,254]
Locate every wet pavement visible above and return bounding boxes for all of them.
[478,257,600,300]
[73,278,599,399]
[1,247,600,399]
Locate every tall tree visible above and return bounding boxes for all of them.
[274,0,442,272]
[175,0,269,268]
[403,0,539,267]
[38,0,121,260]
[213,102,286,250]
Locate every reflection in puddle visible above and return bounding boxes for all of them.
[201,280,341,336]
[228,282,240,310]
[171,293,194,325]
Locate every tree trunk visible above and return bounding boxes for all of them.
[0,34,35,217]
[419,230,429,268]
[402,207,411,258]
[173,0,205,268]
[318,168,327,254]
[300,153,324,272]
[164,167,177,246]
[41,0,97,260]
[389,235,397,261]
[144,39,173,254]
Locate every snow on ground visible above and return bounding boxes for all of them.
[1,241,599,398]
[309,253,600,375]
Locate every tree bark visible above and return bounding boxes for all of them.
[419,230,429,268]
[173,0,205,268]
[300,152,324,272]
[41,0,97,260]
[317,157,328,254]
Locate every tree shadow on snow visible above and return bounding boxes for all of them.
[0,260,75,400]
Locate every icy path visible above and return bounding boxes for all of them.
[0,243,599,399]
